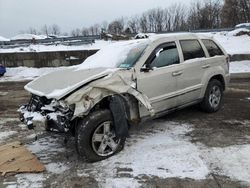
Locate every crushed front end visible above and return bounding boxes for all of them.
[19,95,74,132]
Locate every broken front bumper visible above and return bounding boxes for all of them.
[19,95,74,132]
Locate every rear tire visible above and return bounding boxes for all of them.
[200,79,223,113]
[75,109,126,162]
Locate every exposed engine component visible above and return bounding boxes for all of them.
[19,95,74,132]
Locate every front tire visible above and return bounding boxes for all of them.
[75,109,126,162]
[200,79,223,113]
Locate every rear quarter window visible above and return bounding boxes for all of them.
[202,39,224,57]
[180,40,205,61]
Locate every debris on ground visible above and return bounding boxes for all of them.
[0,141,45,176]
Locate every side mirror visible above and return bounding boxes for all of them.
[140,64,152,72]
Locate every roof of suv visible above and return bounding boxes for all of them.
[147,32,213,42]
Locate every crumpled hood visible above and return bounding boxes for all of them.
[24,67,117,100]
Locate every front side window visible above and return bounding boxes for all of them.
[150,42,180,68]
[202,39,224,57]
[180,40,205,61]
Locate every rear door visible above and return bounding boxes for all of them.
[175,39,207,105]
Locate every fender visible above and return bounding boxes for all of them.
[65,71,154,118]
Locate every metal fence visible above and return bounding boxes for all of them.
[0,27,236,48]
[0,35,101,48]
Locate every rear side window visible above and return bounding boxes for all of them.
[150,42,180,68]
[202,39,224,57]
[180,40,205,61]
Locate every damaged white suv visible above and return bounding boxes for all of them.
[20,33,230,162]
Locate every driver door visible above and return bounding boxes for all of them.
[136,42,181,117]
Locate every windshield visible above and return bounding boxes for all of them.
[117,43,148,68]
[76,40,149,70]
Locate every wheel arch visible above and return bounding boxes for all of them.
[90,93,141,124]
[209,74,225,90]
[201,73,226,99]
[71,93,141,129]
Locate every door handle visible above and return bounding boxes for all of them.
[172,71,183,77]
[202,64,210,69]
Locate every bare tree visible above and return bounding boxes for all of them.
[139,13,148,33]
[27,27,37,35]
[187,0,222,30]
[101,21,108,33]
[81,27,89,36]
[50,24,60,35]
[222,0,241,27]
[236,0,250,23]
[41,24,50,37]
[128,16,140,33]
[93,24,101,35]
[71,28,81,37]
[108,18,124,34]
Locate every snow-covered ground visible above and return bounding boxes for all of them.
[2,119,250,187]
[230,61,250,73]
[0,35,10,42]
[197,29,250,55]
[0,30,249,55]
[10,34,47,40]
[211,33,250,55]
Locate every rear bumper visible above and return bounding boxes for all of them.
[225,73,230,89]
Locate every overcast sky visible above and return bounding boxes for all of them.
[0,0,192,38]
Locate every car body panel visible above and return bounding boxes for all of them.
[24,67,117,100]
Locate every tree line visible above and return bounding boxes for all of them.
[21,0,250,37]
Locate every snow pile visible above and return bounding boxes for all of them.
[235,23,250,28]
[11,34,47,40]
[227,28,250,37]
[230,61,250,73]
[211,33,250,54]
[0,36,10,42]
[134,33,156,39]
[77,39,149,70]
[0,66,64,82]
